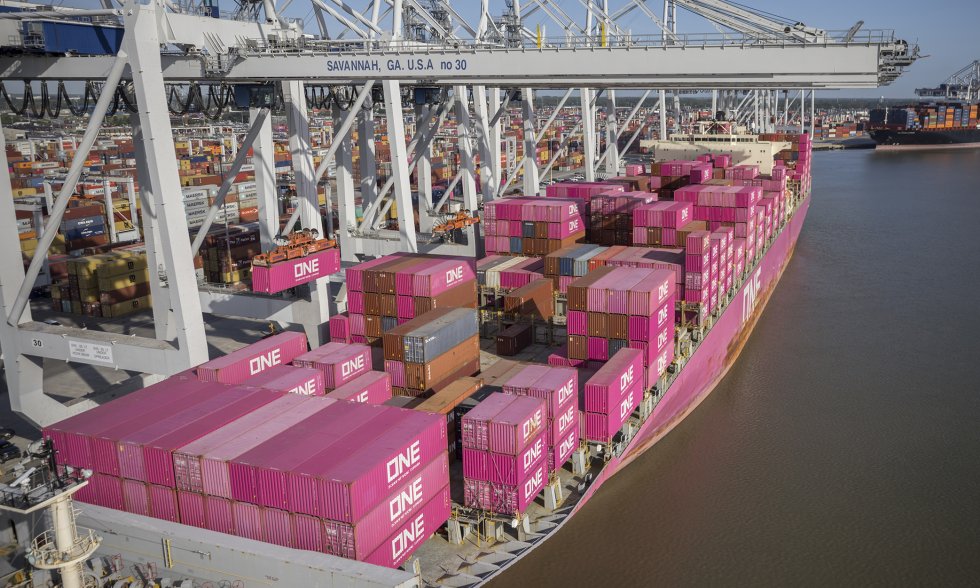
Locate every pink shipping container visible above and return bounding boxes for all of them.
[228,401,383,505]
[203,495,235,535]
[130,387,284,487]
[263,507,294,548]
[487,395,546,456]
[547,422,580,472]
[329,313,351,342]
[44,375,216,471]
[463,424,545,484]
[461,393,514,451]
[293,514,325,552]
[178,491,206,528]
[325,371,392,405]
[322,454,450,561]
[92,386,269,481]
[309,409,446,523]
[525,366,578,419]
[262,406,403,512]
[197,331,309,384]
[149,484,179,523]
[234,500,263,541]
[567,310,587,336]
[245,365,325,396]
[412,259,476,297]
[348,291,365,314]
[361,485,452,569]
[584,383,641,444]
[550,401,579,447]
[76,473,123,510]
[122,479,150,517]
[293,343,373,390]
[384,360,407,388]
[584,348,644,414]
[171,395,322,494]
[251,248,341,294]
[463,458,547,514]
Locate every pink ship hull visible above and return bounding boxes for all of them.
[573,194,811,514]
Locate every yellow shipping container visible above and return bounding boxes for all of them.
[98,256,148,278]
[98,270,149,292]
[102,295,152,318]
[76,287,100,303]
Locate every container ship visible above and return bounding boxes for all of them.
[867,102,980,149]
[869,60,980,150]
[3,129,811,587]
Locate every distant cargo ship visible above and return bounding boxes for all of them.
[868,101,980,149]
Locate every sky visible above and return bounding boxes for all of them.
[63,0,978,98]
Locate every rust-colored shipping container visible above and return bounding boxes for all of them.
[587,312,607,338]
[503,278,554,320]
[405,335,480,392]
[567,266,615,311]
[495,323,533,356]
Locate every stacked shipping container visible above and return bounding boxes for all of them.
[382,308,480,397]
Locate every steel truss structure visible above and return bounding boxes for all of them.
[0,0,918,426]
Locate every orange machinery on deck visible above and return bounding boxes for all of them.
[251,229,336,267]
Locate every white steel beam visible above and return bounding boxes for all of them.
[333,104,358,261]
[488,87,503,197]
[0,116,75,426]
[252,105,278,250]
[580,87,597,182]
[521,89,540,196]
[358,107,379,214]
[382,79,418,252]
[604,89,620,173]
[283,81,324,238]
[190,108,270,256]
[471,85,495,201]
[0,44,891,88]
[415,102,436,233]
[123,2,208,371]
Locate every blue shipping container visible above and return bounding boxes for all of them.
[24,20,124,56]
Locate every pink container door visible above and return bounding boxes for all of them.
[233,501,263,541]
[149,485,179,523]
[177,491,206,528]
[293,514,325,552]
[122,479,150,517]
[263,508,294,548]
[204,495,235,535]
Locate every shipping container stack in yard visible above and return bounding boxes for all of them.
[382,307,480,397]
[566,266,677,388]
[483,197,588,256]
[43,334,452,569]
[345,253,477,343]
[56,248,151,317]
[461,393,549,514]
[500,365,581,472]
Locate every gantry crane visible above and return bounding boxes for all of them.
[916,60,980,102]
[0,0,919,428]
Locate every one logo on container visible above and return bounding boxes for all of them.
[391,512,425,562]
[248,349,281,375]
[619,365,635,395]
[288,377,318,396]
[619,390,636,421]
[522,409,543,442]
[741,268,763,324]
[293,258,320,279]
[445,266,465,287]
[388,476,423,524]
[340,355,365,378]
[557,378,575,407]
[386,440,421,485]
[523,467,544,501]
[523,437,544,471]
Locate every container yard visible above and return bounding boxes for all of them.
[0,1,921,587]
